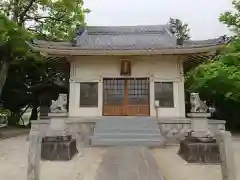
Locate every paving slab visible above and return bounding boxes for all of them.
[96,146,162,180]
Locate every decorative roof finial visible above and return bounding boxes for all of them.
[218,35,231,44]
[72,24,85,46]
[76,24,85,36]
[169,24,176,34]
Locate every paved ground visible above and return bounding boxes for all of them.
[0,135,240,180]
[96,146,162,180]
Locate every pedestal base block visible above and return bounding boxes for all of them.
[178,139,220,163]
[41,138,78,161]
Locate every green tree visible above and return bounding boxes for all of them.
[220,0,240,36]
[0,14,30,98]
[184,0,240,130]
[0,0,88,99]
[0,1,88,124]
[186,50,240,102]
[185,39,240,129]
[1,55,46,125]
[0,0,89,40]
[168,17,190,44]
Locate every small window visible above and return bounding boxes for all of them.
[80,82,98,107]
[154,82,174,107]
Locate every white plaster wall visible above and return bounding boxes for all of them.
[68,55,185,118]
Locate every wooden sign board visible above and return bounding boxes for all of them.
[120,59,131,76]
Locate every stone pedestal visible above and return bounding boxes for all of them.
[188,112,214,141]
[41,115,78,161]
[178,138,220,163]
[188,113,211,132]
[41,135,78,161]
[178,112,220,163]
[48,115,68,136]
[27,123,42,180]
[216,131,237,180]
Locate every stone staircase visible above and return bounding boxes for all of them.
[91,117,166,147]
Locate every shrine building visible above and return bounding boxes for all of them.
[29,25,229,119]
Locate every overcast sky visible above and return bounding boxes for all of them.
[84,0,233,40]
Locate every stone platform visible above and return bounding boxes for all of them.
[66,117,225,145]
[178,138,220,163]
[41,135,78,161]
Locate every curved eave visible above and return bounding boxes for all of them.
[29,43,226,57]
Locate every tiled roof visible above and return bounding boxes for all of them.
[183,37,230,47]
[30,25,230,53]
[85,25,170,34]
[73,25,177,50]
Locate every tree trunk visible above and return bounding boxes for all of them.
[0,60,10,98]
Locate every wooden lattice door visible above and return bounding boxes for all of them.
[103,78,149,116]
[126,78,149,116]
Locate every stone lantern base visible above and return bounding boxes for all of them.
[41,135,78,161]
[178,112,220,163]
[178,137,220,163]
[41,116,78,161]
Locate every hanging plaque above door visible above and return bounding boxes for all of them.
[120,59,131,76]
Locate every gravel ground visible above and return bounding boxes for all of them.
[0,135,106,180]
[0,135,239,180]
[0,127,29,139]
[151,138,240,180]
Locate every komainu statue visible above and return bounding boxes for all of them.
[50,94,68,113]
[190,93,208,113]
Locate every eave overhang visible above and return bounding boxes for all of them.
[28,42,226,57]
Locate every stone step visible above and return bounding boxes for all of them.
[94,117,159,129]
[91,117,166,147]
[94,129,161,133]
[93,133,162,139]
[91,138,165,147]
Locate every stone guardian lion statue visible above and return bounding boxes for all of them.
[190,93,208,113]
[50,94,67,113]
